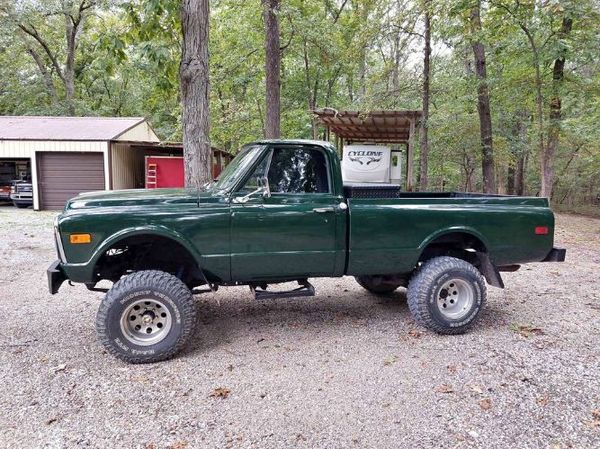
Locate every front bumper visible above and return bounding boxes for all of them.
[542,247,566,262]
[47,260,67,294]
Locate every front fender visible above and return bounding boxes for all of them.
[60,225,203,284]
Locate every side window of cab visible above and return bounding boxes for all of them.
[242,146,330,194]
[267,147,330,194]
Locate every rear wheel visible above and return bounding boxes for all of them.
[96,270,198,363]
[407,256,486,334]
[355,275,402,294]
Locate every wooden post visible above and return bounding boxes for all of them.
[406,119,415,191]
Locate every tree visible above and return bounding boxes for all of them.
[1,0,98,115]
[418,0,431,191]
[262,0,281,138]
[180,0,212,188]
[544,16,573,199]
[469,0,496,193]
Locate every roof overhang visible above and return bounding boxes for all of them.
[313,109,422,144]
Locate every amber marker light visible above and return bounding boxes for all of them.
[70,233,92,244]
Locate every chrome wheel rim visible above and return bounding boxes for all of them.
[120,299,172,346]
[437,278,474,320]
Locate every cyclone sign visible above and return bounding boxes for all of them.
[347,150,384,171]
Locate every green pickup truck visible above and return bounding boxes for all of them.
[48,140,565,363]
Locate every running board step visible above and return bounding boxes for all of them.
[252,280,315,300]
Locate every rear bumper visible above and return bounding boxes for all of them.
[542,247,566,262]
[47,260,67,294]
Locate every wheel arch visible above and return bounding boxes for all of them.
[417,228,503,288]
[89,226,207,285]
[418,226,490,254]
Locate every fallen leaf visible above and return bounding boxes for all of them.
[383,355,398,366]
[130,375,149,383]
[145,444,156,449]
[168,442,188,449]
[592,409,600,420]
[479,398,492,410]
[209,387,230,399]
[583,419,600,429]
[408,330,422,338]
[435,384,454,394]
[469,384,484,395]
[537,393,549,406]
[45,417,58,425]
[51,364,67,373]
[447,364,458,374]
[511,324,545,338]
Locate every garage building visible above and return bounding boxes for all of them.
[0,116,230,211]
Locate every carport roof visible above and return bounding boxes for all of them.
[0,116,147,141]
[312,109,422,143]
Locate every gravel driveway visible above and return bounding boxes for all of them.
[0,206,598,449]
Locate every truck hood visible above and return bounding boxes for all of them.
[65,188,206,210]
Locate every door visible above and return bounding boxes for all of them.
[37,152,105,210]
[231,145,343,281]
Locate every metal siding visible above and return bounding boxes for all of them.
[115,122,160,142]
[111,143,145,190]
[0,140,105,158]
[37,152,105,210]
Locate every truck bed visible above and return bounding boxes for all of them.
[345,190,553,276]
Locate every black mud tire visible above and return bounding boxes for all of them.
[14,203,30,209]
[355,275,401,295]
[96,270,198,364]
[407,256,486,335]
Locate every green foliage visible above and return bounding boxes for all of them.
[0,0,598,206]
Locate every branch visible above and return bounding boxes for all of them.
[18,23,66,83]
[391,22,423,39]
[280,28,294,52]
[25,45,58,102]
[332,0,349,24]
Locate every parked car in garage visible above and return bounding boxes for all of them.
[0,183,10,201]
[0,162,16,201]
[10,180,33,208]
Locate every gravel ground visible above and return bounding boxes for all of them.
[0,205,598,449]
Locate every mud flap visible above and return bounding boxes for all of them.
[476,252,504,289]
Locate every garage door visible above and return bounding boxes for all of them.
[37,152,105,210]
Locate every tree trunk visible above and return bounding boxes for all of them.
[418,1,431,191]
[262,0,281,138]
[542,17,573,199]
[470,2,496,193]
[180,0,212,189]
[64,14,77,115]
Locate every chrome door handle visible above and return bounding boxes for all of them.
[313,207,336,213]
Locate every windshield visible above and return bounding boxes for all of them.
[212,144,265,192]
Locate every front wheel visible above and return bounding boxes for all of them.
[407,256,486,334]
[96,270,198,363]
